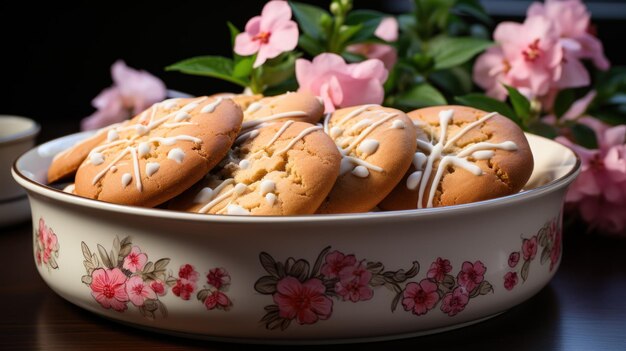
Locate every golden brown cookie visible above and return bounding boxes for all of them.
[74,96,243,207]
[316,105,417,214]
[169,121,341,215]
[239,91,325,130]
[209,92,263,112]
[379,105,534,210]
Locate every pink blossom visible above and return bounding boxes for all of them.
[38,219,58,265]
[125,276,156,306]
[473,46,512,100]
[503,271,518,291]
[204,290,231,310]
[440,287,469,316]
[335,261,373,302]
[234,1,298,68]
[150,280,167,296]
[296,53,388,113]
[522,236,538,261]
[456,261,486,292]
[36,251,42,265]
[346,44,397,70]
[557,118,626,235]
[81,60,166,131]
[90,268,129,312]
[508,252,520,268]
[273,276,333,325]
[172,278,196,300]
[178,264,199,282]
[374,17,399,42]
[321,250,357,279]
[207,267,231,289]
[426,257,452,282]
[402,279,439,316]
[122,246,147,273]
[528,0,610,70]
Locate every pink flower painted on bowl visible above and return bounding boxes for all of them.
[508,252,520,268]
[35,218,59,270]
[335,261,373,302]
[296,53,388,113]
[321,250,357,279]
[204,290,232,311]
[522,236,538,261]
[122,246,147,273]
[150,280,167,297]
[207,267,231,289]
[90,268,129,312]
[273,276,333,325]
[503,271,519,291]
[441,287,470,317]
[126,276,157,307]
[178,264,199,282]
[402,279,440,316]
[427,257,452,282]
[172,278,196,301]
[234,0,298,68]
[457,261,486,292]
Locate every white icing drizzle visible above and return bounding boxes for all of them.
[174,111,190,122]
[235,129,260,145]
[351,165,369,178]
[412,110,517,208]
[265,120,294,148]
[167,148,185,164]
[121,173,132,187]
[357,139,379,157]
[336,105,378,127]
[245,101,263,114]
[238,159,250,169]
[107,129,119,142]
[241,111,308,129]
[149,135,202,145]
[259,179,276,196]
[196,179,235,211]
[391,120,406,129]
[90,152,104,165]
[347,119,372,134]
[111,166,117,172]
[194,187,214,204]
[145,162,160,177]
[137,142,150,158]
[323,113,332,134]
[63,184,75,193]
[330,126,343,138]
[234,183,248,195]
[200,97,223,113]
[339,156,383,175]
[274,126,322,155]
[92,147,130,185]
[265,193,277,206]
[162,99,179,110]
[226,204,250,215]
[341,113,397,153]
[135,125,149,136]
[129,147,142,191]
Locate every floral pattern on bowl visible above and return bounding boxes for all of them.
[254,247,494,330]
[35,218,59,271]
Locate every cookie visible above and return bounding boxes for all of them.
[316,105,417,214]
[379,105,534,210]
[169,121,341,215]
[239,91,325,130]
[74,96,243,207]
[209,92,263,112]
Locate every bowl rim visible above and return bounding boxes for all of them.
[12,132,582,224]
[0,115,41,146]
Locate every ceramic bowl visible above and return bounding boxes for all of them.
[12,131,579,344]
[0,115,40,226]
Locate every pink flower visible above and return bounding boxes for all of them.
[335,261,373,302]
[204,290,231,311]
[178,264,199,282]
[81,60,166,131]
[426,257,452,282]
[172,278,196,300]
[125,276,156,306]
[503,271,518,291]
[207,268,231,289]
[402,279,439,316]
[90,268,129,312]
[528,0,610,70]
[440,287,469,316]
[473,46,512,100]
[38,219,58,265]
[321,250,357,279]
[273,276,333,325]
[122,246,147,273]
[557,118,626,235]
[456,261,486,292]
[296,53,388,113]
[234,1,298,68]
[374,17,399,42]
[150,280,167,296]
[508,252,520,268]
[36,251,42,265]
[522,236,538,261]
[346,44,397,70]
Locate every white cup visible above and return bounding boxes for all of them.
[0,115,40,225]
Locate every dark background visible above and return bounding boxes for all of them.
[2,0,625,142]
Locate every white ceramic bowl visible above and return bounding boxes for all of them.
[12,131,579,344]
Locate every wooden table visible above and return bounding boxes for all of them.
[1,220,625,350]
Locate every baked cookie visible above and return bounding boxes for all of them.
[379,105,534,210]
[169,121,341,215]
[209,92,263,112]
[74,96,243,207]
[316,105,416,214]
[239,91,324,130]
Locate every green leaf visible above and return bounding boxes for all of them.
[478,281,494,295]
[298,34,323,56]
[520,260,530,282]
[227,21,240,48]
[455,94,519,124]
[395,83,447,108]
[571,123,599,149]
[166,56,248,87]
[540,247,551,265]
[232,56,254,79]
[260,53,297,87]
[154,258,170,272]
[345,10,385,43]
[527,121,558,139]
[338,24,364,46]
[341,51,366,63]
[259,252,279,277]
[593,109,626,126]
[429,67,472,96]
[255,276,278,295]
[504,85,531,121]
[429,37,493,70]
[453,0,492,25]
[290,1,329,41]
[97,244,113,269]
[553,89,576,118]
